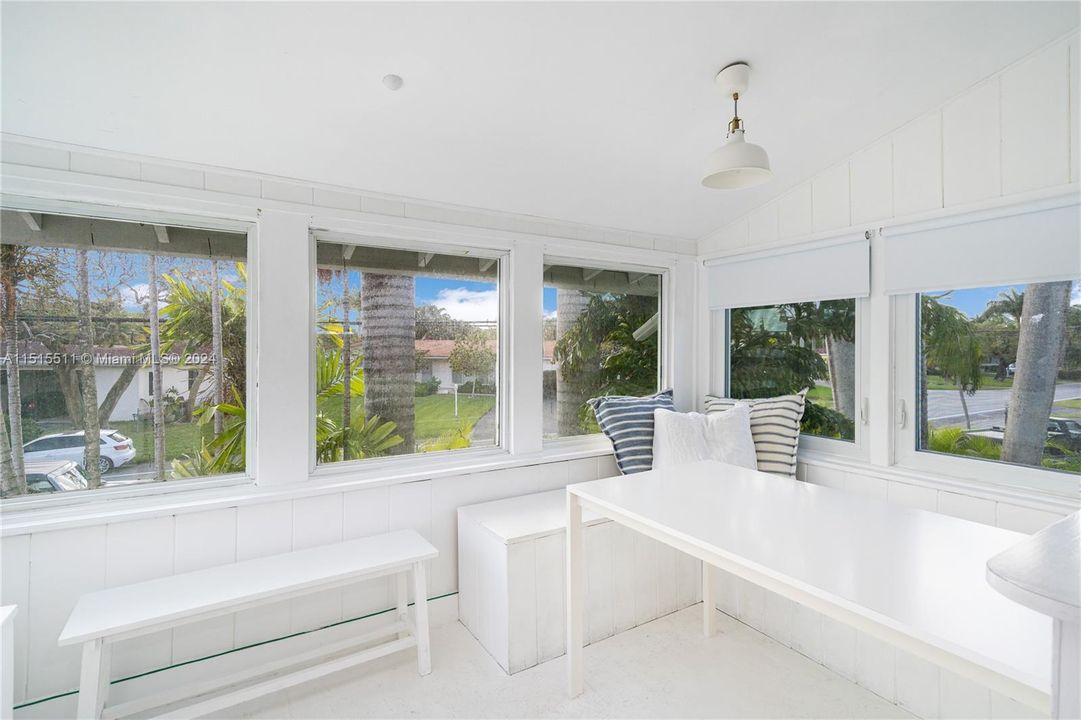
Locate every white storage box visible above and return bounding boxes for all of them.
[457,489,702,674]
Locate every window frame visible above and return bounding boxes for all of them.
[0,200,257,510]
[719,297,870,461]
[892,293,1079,498]
[540,254,670,449]
[308,231,510,473]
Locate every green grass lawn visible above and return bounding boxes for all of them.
[1054,398,1081,410]
[926,373,1014,390]
[318,393,496,442]
[806,385,834,407]
[111,420,215,464]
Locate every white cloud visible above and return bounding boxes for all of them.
[434,287,499,322]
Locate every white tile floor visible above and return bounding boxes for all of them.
[218,605,914,719]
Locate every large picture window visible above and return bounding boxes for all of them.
[1,210,248,498]
[916,281,1081,475]
[727,300,857,441]
[542,263,661,439]
[314,240,500,463]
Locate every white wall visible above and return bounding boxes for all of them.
[0,129,697,714]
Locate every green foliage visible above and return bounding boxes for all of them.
[926,426,1001,459]
[922,295,983,396]
[415,377,441,397]
[420,428,472,453]
[315,413,404,463]
[801,402,854,440]
[448,330,496,386]
[415,304,469,340]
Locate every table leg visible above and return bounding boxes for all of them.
[702,563,716,638]
[75,638,111,720]
[396,571,409,640]
[412,561,432,676]
[566,491,584,698]
[1052,618,1079,720]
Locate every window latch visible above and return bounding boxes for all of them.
[896,399,907,429]
[860,397,869,425]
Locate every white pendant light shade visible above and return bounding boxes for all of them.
[701,129,771,189]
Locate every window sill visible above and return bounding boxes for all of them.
[797,450,1081,514]
[0,443,614,536]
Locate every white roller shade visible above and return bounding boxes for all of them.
[883,199,1081,294]
[706,235,870,309]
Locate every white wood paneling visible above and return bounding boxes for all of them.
[736,578,765,632]
[1,534,30,703]
[893,112,943,217]
[27,526,107,699]
[855,632,896,703]
[886,481,939,512]
[714,567,739,617]
[812,163,851,232]
[291,494,345,632]
[762,591,794,648]
[1001,42,1070,194]
[943,79,1002,206]
[790,601,823,663]
[820,614,858,681]
[506,541,538,673]
[342,487,392,618]
[632,532,660,626]
[1071,35,1080,184]
[844,473,887,501]
[172,509,237,664]
[389,481,433,604]
[850,140,892,226]
[235,501,294,647]
[535,533,567,661]
[941,668,994,718]
[778,184,814,239]
[105,517,175,677]
[748,203,779,246]
[995,503,1063,534]
[610,523,636,633]
[583,522,613,645]
[896,650,941,719]
[938,490,997,526]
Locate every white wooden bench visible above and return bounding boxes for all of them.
[59,529,438,720]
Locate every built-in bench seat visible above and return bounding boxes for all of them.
[457,489,701,674]
[59,529,438,720]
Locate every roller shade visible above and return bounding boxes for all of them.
[706,234,869,309]
[882,200,1081,294]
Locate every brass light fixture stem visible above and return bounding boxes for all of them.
[727,92,743,135]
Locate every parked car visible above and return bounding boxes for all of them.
[1047,417,1081,451]
[1006,363,1016,377]
[22,429,136,475]
[22,460,90,495]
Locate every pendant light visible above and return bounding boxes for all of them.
[702,62,772,190]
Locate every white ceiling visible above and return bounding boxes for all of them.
[2,2,1077,240]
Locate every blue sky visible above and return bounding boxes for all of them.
[933,281,1081,318]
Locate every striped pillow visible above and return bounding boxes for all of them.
[588,390,675,474]
[704,390,807,477]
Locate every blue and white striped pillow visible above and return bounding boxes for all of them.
[588,390,675,474]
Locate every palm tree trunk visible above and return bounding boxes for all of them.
[148,253,166,481]
[76,249,102,487]
[341,269,352,460]
[185,364,210,421]
[556,289,592,436]
[362,273,415,454]
[2,251,25,481]
[210,260,224,436]
[958,388,972,429]
[1002,281,1072,465]
[1,384,22,496]
[825,336,855,419]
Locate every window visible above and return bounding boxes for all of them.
[542,263,661,439]
[727,300,857,441]
[314,240,500,463]
[0,210,248,498]
[915,281,1080,475]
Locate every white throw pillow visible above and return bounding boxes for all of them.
[652,405,757,471]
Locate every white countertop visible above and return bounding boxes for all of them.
[458,489,609,544]
[987,511,1080,622]
[568,460,1051,694]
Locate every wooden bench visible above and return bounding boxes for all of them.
[59,529,438,719]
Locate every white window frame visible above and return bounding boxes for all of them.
[308,231,510,473]
[540,255,670,450]
[718,297,871,461]
[0,198,258,510]
[892,293,1079,498]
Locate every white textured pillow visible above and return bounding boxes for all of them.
[652,405,757,471]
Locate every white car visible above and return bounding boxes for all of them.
[22,429,137,475]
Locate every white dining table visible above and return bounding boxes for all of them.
[564,460,1051,712]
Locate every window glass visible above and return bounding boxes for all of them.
[314,241,499,462]
[917,281,1080,474]
[727,300,857,441]
[1,210,248,498]
[542,263,661,439]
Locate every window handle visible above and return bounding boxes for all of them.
[896,399,907,429]
[860,397,869,425]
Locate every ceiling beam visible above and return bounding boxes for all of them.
[479,258,497,272]
[628,272,649,285]
[418,251,435,268]
[153,225,170,244]
[582,268,603,282]
[19,212,42,232]
[342,245,356,260]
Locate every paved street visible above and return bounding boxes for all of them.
[927,382,1081,429]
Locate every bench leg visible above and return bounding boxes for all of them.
[75,638,111,720]
[702,563,716,638]
[396,572,409,640]
[412,561,431,676]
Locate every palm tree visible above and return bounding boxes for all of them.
[921,295,983,434]
[0,395,18,496]
[147,253,166,482]
[210,260,225,435]
[361,273,416,453]
[1,245,27,482]
[554,289,593,436]
[75,248,103,487]
[980,288,1025,323]
[1002,281,1072,465]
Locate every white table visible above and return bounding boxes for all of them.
[565,461,1051,712]
[988,512,1080,719]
